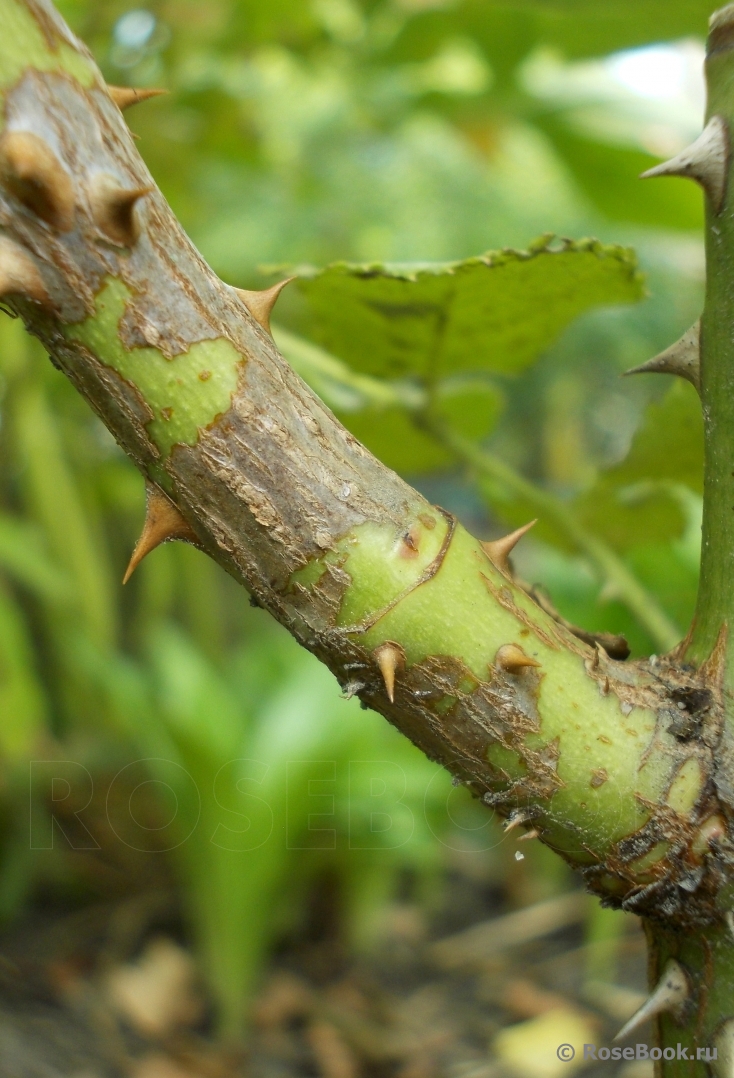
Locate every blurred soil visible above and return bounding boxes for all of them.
[0,865,651,1078]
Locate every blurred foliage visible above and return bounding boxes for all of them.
[0,0,715,1039]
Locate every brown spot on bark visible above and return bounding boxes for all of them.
[344,511,456,634]
[590,768,608,788]
[399,526,420,557]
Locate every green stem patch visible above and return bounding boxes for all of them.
[64,276,243,459]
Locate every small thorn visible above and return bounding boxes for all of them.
[123,482,199,584]
[613,959,690,1042]
[518,828,539,842]
[0,130,75,231]
[495,644,542,675]
[503,811,528,833]
[711,4,734,32]
[710,3,734,57]
[373,642,404,703]
[0,237,50,306]
[108,86,168,111]
[712,1017,734,1078]
[89,174,152,246]
[481,520,536,576]
[587,645,602,671]
[235,278,295,334]
[624,320,700,391]
[640,116,730,213]
[726,910,734,943]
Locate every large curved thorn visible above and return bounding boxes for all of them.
[640,116,730,214]
[624,320,700,392]
[613,959,690,1043]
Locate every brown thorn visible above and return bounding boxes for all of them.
[0,237,50,307]
[123,482,199,584]
[0,130,74,231]
[235,277,295,335]
[495,644,542,675]
[481,520,537,576]
[503,812,528,833]
[373,642,405,703]
[108,86,168,112]
[711,3,734,35]
[89,174,153,247]
[518,828,539,842]
[624,320,700,392]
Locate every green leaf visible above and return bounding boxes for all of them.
[528,1,712,60]
[539,119,704,231]
[576,380,703,551]
[341,380,504,475]
[275,325,504,474]
[295,237,645,381]
[389,1,712,72]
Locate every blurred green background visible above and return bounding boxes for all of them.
[0,0,715,1040]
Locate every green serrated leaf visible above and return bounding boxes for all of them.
[296,237,645,381]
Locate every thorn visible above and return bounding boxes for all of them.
[373,642,405,703]
[235,278,295,334]
[726,910,734,943]
[624,320,700,391]
[640,116,730,213]
[711,3,734,33]
[710,3,734,59]
[613,959,690,1042]
[495,644,542,675]
[123,482,199,584]
[0,130,75,231]
[481,520,537,576]
[587,644,602,672]
[518,828,539,842]
[712,1018,734,1078]
[89,174,152,247]
[503,811,528,833]
[108,86,168,111]
[0,237,50,306]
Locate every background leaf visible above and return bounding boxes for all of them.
[296,237,645,381]
[575,379,703,551]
